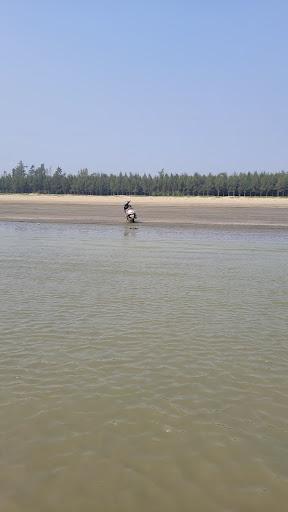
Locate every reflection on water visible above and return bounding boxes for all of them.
[0,222,288,512]
[123,225,139,237]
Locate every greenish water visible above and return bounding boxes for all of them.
[0,222,288,512]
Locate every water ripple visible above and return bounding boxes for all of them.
[0,222,288,511]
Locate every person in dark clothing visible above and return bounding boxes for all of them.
[123,201,131,212]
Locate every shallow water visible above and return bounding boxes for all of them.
[0,222,288,512]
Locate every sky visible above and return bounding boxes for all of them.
[0,0,287,174]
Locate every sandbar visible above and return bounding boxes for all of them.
[0,194,287,228]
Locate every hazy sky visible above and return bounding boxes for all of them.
[1,0,287,174]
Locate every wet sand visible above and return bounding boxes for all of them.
[0,194,288,228]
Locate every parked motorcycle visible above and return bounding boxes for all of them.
[124,201,137,223]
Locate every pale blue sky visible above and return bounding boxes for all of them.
[1,0,287,174]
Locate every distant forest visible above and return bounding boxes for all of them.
[1,161,288,197]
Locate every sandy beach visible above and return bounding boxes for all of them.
[0,194,287,227]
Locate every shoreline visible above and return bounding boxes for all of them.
[0,193,288,204]
[0,194,288,228]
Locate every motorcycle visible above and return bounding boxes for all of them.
[124,201,137,223]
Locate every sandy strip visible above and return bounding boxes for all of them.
[0,194,288,227]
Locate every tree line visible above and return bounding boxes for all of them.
[1,161,288,197]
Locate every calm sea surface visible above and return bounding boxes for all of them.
[0,222,288,512]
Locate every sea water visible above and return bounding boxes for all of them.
[0,222,287,512]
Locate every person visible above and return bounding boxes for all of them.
[123,200,131,212]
